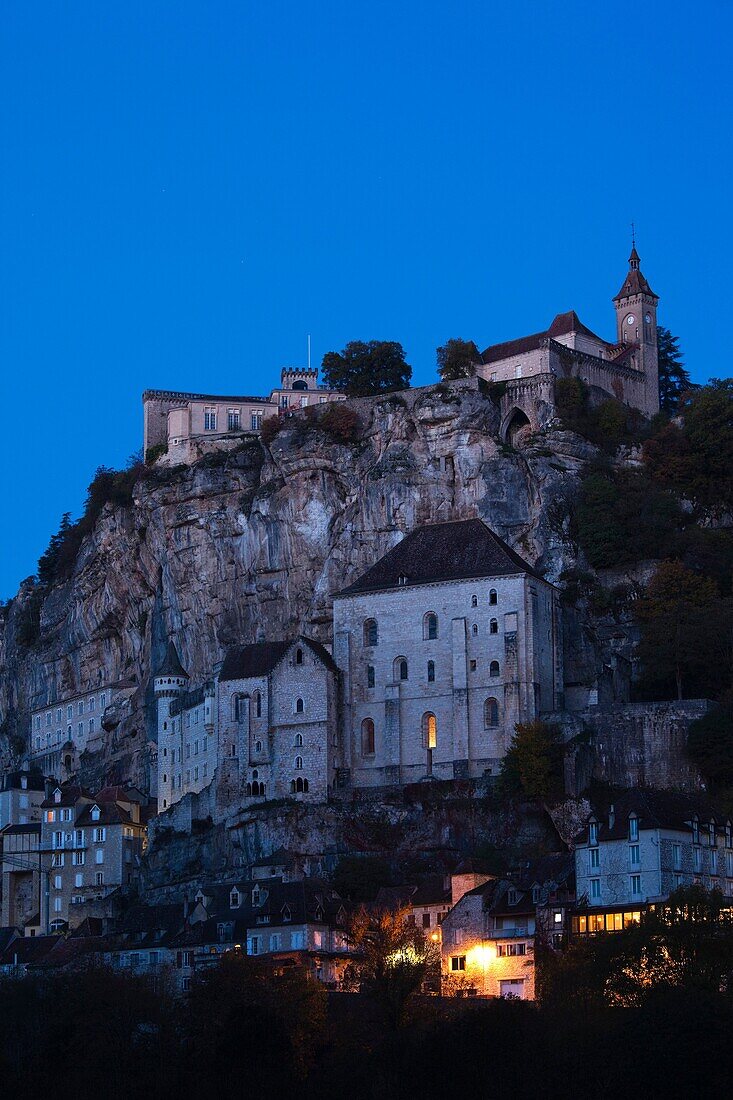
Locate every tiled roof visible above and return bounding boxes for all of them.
[0,770,46,793]
[219,637,338,682]
[577,789,723,844]
[481,310,609,365]
[336,518,544,596]
[613,248,658,301]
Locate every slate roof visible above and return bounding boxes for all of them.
[481,310,609,365]
[613,247,658,301]
[219,637,338,682]
[155,641,189,679]
[576,789,723,845]
[337,518,544,596]
[75,801,138,827]
[0,770,46,793]
[0,935,59,968]
[41,785,94,809]
[169,684,211,717]
[1,822,41,835]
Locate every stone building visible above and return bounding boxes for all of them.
[0,822,41,929]
[0,770,46,829]
[143,366,345,463]
[333,518,562,787]
[39,785,146,933]
[477,246,660,441]
[573,791,733,928]
[155,637,340,813]
[28,680,136,780]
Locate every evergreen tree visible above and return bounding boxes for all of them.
[436,338,480,381]
[657,326,695,413]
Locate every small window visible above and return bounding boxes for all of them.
[450,955,466,972]
[295,698,304,714]
[422,712,437,749]
[423,613,438,641]
[394,657,408,682]
[471,595,478,608]
[472,623,478,636]
[427,660,435,683]
[295,648,303,665]
[489,660,500,678]
[363,619,378,647]
[295,756,303,770]
[629,815,639,842]
[254,692,262,719]
[489,618,498,635]
[484,697,500,728]
[367,664,375,689]
[361,718,375,756]
[489,589,498,605]
[254,739,262,753]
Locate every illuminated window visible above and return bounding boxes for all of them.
[422,712,437,750]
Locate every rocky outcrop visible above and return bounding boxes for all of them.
[0,378,633,789]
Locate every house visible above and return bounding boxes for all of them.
[573,790,733,934]
[0,770,46,828]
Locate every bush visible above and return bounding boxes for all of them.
[145,442,167,464]
[260,415,282,445]
[574,470,680,569]
[688,702,733,789]
[318,403,361,443]
[555,377,643,453]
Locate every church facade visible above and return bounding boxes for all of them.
[154,519,562,812]
[479,246,660,443]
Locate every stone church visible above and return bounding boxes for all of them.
[480,245,660,443]
[154,518,562,812]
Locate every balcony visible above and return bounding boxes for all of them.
[486,926,532,939]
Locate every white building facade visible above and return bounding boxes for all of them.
[333,519,562,787]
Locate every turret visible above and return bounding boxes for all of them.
[153,641,189,812]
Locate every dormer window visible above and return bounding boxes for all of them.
[532,886,540,904]
[507,888,518,906]
[230,888,241,909]
[629,815,639,842]
[252,887,262,906]
[692,818,700,845]
[54,789,62,804]
[21,776,27,790]
[709,822,717,848]
[397,574,408,586]
[282,905,292,922]
[315,906,324,921]
[589,821,598,846]
[91,805,101,821]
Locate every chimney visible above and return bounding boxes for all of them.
[609,804,615,830]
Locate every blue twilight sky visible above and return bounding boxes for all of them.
[0,1,731,598]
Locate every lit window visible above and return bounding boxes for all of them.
[422,712,437,750]
[450,955,466,972]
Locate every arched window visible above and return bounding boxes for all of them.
[472,624,478,636]
[427,660,435,683]
[295,698,304,714]
[367,664,375,689]
[489,589,498,605]
[423,613,438,640]
[361,718,375,756]
[295,756,303,770]
[490,660,501,678]
[295,647,303,665]
[295,733,303,747]
[471,594,478,608]
[422,712,437,749]
[394,657,408,682]
[254,691,262,719]
[363,619,378,647]
[484,697,500,728]
[490,618,498,635]
[233,694,247,722]
[292,776,309,794]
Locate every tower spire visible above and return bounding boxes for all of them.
[629,223,640,270]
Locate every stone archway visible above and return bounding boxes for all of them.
[501,407,531,445]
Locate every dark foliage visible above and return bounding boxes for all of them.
[436,338,480,381]
[554,377,643,453]
[332,855,393,902]
[574,469,680,569]
[321,340,411,397]
[260,414,283,445]
[687,701,733,790]
[499,721,565,801]
[657,325,695,413]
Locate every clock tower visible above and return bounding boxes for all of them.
[613,241,660,416]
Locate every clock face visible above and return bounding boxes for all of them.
[645,312,652,324]
[625,314,635,326]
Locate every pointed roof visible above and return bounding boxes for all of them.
[613,245,658,302]
[336,518,545,597]
[155,641,189,679]
[219,636,338,682]
[481,310,608,364]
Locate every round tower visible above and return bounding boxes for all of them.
[154,641,189,811]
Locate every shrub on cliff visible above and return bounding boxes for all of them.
[574,469,680,569]
[499,720,565,802]
[555,377,642,452]
[318,403,361,443]
[436,338,480,381]
[687,701,733,790]
[260,414,282,445]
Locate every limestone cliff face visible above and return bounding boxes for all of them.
[0,379,607,789]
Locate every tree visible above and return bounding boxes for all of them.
[657,326,695,413]
[574,469,680,569]
[321,340,411,397]
[635,561,725,699]
[436,338,480,381]
[343,904,438,1027]
[499,720,564,801]
[687,699,733,789]
[332,855,393,902]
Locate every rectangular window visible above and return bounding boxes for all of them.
[75,873,83,888]
[249,936,259,956]
[590,848,600,870]
[590,878,601,900]
[95,849,104,864]
[630,874,642,898]
[291,931,305,949]
[726,852,733,878]
[629,844,640,867]
[100,694,106,709]
[422,913,431,928]
[694,847,702,873]
[204,407,217,431]
[89,697,95,712]
[73,851,86,866]
[367,665,375,689]
[629,818,639,841]
[673,843,682,870]
[270,933,281,951]
[54,874,62,890]
[450,955,466,972]
[94,828,106,843]
[497,943,526,957]
[227,409,241,431]
[203,763,208,778]
[589,823,598,846]
[251,412,263,431]
[54,898,62,913]
[96,872,104,886]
